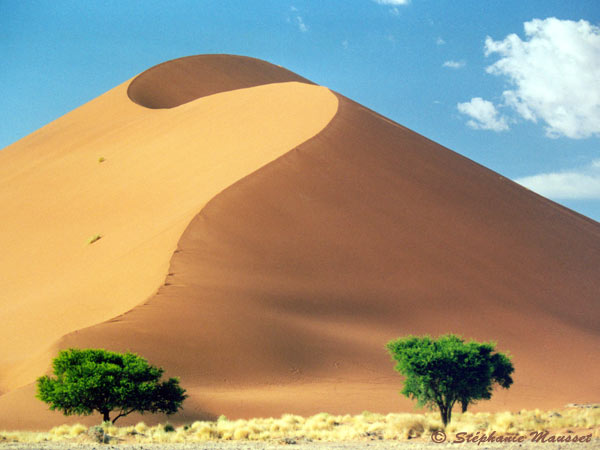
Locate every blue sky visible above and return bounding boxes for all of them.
[2,0,599,220]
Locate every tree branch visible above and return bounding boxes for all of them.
[112,408,136,424]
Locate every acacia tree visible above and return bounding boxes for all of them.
[37,349,187,423]
[386,334,514,427]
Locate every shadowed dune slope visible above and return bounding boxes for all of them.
[3,91,598,429]
[127,54,313,109]
[0,55,337,407]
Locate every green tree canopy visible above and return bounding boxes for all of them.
[37,348,187,423]
[386,334,514,426]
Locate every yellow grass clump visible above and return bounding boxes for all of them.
[1,408,598,443]
[134,421,148,434]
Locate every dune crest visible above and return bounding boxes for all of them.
[128,54,313,109]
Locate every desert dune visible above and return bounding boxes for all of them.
[0,55,598,429]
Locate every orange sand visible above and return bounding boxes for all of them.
[0,56,337,393]
[0,55,598,430]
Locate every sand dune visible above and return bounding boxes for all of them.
[0,55,598,429]
[0,55,336,396]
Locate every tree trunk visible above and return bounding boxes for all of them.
[102,410,111,423]
[461,400,468,413]
[438,403,454,427]
[439,405,448,427]
[446,407,452,426]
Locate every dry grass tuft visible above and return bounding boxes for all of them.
[1,408,598,443]
[87,234,102,245]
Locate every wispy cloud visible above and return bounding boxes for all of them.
[457,97,509,132]
[436,37,446,45]
[473,18,600,139]
[443,60,465,69]
[373,0,410,4]
[515,160,600,199]
[373,0,409,16]
[289,6,308,33]
[296,15,308,32]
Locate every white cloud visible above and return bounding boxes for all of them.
[485,18,600,139]
[436,37,446,45]
[515,160,600,199]
[457,97,509,132]
[443,60,465,69]
[288,6,307,33]
[296,16,308,32]
[373,0,410,4]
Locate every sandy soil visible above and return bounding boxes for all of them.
[1,55,599,429]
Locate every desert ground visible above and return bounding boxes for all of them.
[1,409,599,449]
[0,55,598,429]
[1,442,599,450]
[1,433,598,449]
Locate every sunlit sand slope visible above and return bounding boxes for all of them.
[0,56,338,398]
[7,93,598,429]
